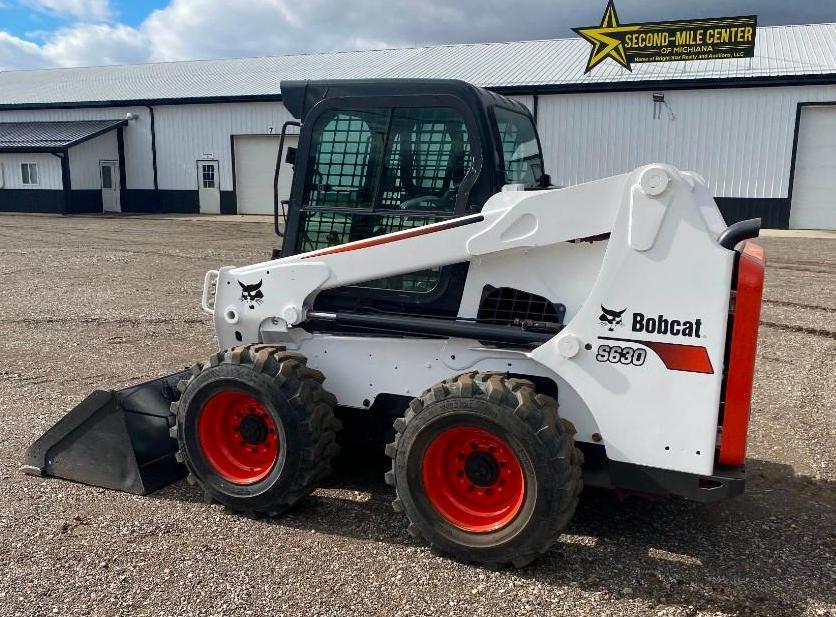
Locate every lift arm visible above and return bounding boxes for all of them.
[208,167,646,342]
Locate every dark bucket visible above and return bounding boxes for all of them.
[23,371,189,495]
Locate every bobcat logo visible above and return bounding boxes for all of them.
[239,280,264,309]
[599,305,626,331]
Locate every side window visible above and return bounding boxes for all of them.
[21,162,39,186]
[379,108,472,211]
[494,107,544,187]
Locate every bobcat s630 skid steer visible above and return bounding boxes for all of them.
[25,79,765,567]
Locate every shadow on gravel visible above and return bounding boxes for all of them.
[152,450,835,616]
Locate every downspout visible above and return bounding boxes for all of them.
[52,150,71,215]
[145,106,159,204]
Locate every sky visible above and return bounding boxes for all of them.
[0,0,835,71]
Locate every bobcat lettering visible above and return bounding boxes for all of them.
[632,312,703,338]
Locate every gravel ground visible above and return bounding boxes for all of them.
[0,213,834,617]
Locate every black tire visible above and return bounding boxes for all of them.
[169,344,340,515]
[385,372,583,568]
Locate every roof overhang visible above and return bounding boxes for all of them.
[0,118,128,153]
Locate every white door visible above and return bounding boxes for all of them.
[198,160,221,214]
[100,161,120,213]
[790,106,836,230]
[234,135,298,214]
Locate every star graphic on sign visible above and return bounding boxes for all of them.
[573,0,642,73]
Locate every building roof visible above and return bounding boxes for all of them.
[0,119,128,152]
[0,22,834,108]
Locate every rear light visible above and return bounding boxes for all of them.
[718,241,765,466]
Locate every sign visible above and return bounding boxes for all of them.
[573,1,757,73]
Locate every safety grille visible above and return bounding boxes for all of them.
[477,286,564,326]
[306,111,379,210]
[379,109,473,210]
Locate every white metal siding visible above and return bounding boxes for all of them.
[0,107,151,189]
[536,84,836,198]
[68,131,119,190]
[153,102,296,191]
[789,105,836,229]
[0,153,62,189]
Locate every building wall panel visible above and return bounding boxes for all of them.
[536,84,836,199]
[153,102,295,191]
[68,131,119,190]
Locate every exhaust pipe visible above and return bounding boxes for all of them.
[23,371,189,495]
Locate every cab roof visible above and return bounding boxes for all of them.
[280,79,532,122]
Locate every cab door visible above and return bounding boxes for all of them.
[283,101,482,317]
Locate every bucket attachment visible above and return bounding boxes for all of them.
[23,371,190,495]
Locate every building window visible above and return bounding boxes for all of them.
[101,164,113,189]
[201,164,216,189]
[21,163,39,186]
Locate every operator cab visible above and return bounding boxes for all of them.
[278,79,549,318]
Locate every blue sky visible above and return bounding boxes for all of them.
[1,0,835,71]
[0,0,159,36]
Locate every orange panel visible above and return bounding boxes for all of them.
[718,241,765,467]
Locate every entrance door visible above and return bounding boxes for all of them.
[100,161,120,213]
[198,160,220,214]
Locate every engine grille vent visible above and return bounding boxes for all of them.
[477,286,565,327]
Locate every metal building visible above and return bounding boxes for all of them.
[0,22,835,228]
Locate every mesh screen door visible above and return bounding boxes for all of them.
[299,106,474,294]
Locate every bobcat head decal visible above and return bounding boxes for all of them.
[239,280,264,309]
[599,305,626,331]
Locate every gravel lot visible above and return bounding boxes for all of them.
[0,214,834,617]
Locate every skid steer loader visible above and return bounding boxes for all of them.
[25,79,765,567]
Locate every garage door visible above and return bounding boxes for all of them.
[234,134,298,215]
[790,106,836,230]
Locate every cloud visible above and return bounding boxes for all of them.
[0,23,147,69]
[0,31,49,69]
[41,23,148,65]
[0,0,834,72]
[21,0,112,22]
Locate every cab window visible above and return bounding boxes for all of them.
[494,107,544,187]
